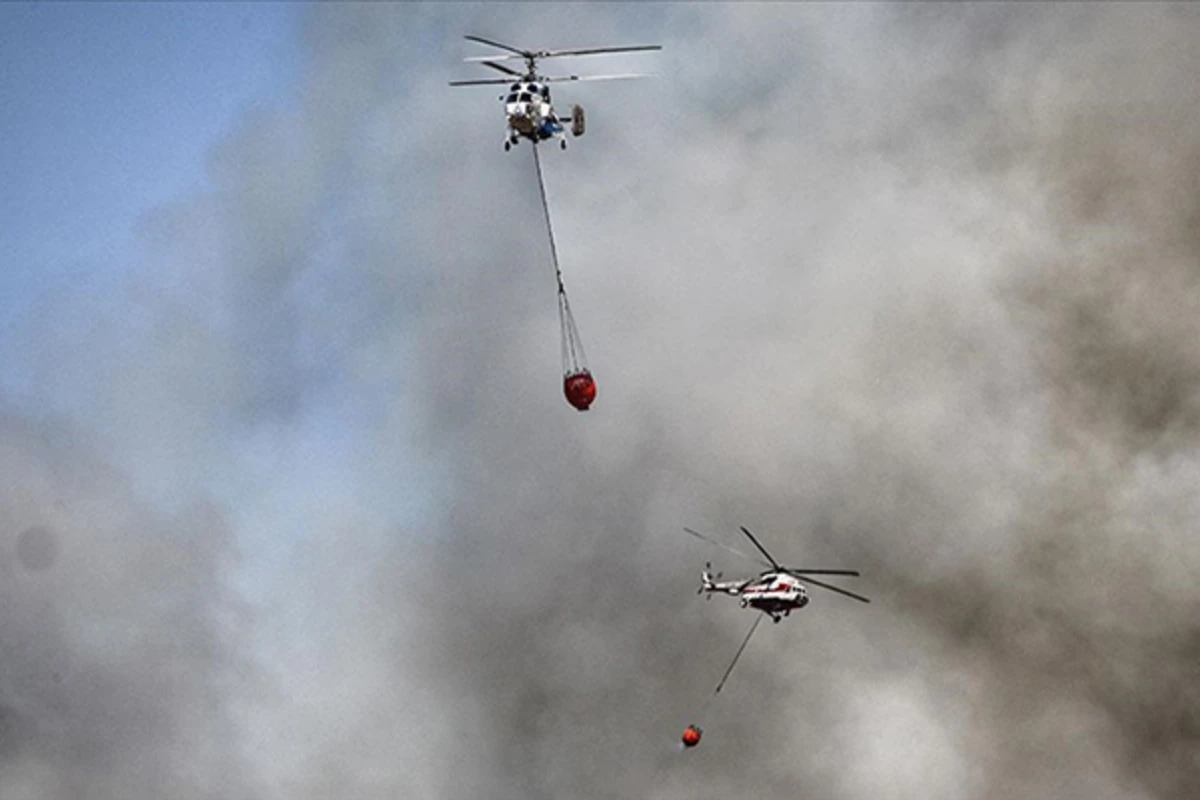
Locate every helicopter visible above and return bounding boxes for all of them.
[684,526,870,624]
[676,526,869,742]
[449,35,661,151]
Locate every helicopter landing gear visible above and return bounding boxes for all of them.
[560,139,567,150]
[504,141,511,152]
[772,614,782,624]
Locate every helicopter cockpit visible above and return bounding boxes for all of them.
[505,83,551,110]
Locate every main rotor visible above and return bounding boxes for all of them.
[449,35,661,87]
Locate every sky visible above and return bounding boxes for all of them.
[1,3,293,382]
[3,2,1200,798]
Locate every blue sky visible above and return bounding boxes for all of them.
[0,2,297,398]
[0,1,402,649]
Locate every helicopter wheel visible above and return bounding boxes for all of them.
[504,141,511,152]
[560,139,567,150]
[773,616,781,624]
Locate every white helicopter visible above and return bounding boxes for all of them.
[449,35,660,151]
[685,525,870,624]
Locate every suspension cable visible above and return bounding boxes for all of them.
[714,614,762,695]
[531,141,565,294]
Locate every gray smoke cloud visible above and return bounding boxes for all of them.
[10,3,1200,798]
[374,4,1200,798]
[0,416,257,799]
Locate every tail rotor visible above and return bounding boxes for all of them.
[699,563,723,597]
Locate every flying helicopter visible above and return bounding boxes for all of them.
[449,35,661,151]
[676,526,869,746]
[684,526,870,624]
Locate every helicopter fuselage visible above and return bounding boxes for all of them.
[701,569,810,622]
[502,80,564,144]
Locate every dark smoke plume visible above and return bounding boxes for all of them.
[359,5,1200,799]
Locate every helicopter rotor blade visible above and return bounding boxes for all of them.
[795,575,871,604]
[448,78,514,87]
[539,45,663,59]
[464,35,530,58]
[714,613,762,695]
[782,568,861,577]
[683,528,772,569]
[463,55,526,63]
[738,527,782,571]
[480,60,523,77]
[541,73,656,83]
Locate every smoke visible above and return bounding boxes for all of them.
[10,2,1200,798]
[0,416,257,799]
[369,4,1200,798]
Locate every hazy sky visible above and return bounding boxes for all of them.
[2,3,293,383]
[4,3,1200,799]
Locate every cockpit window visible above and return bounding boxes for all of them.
[506,94,517,103]
[518,93,531,103]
